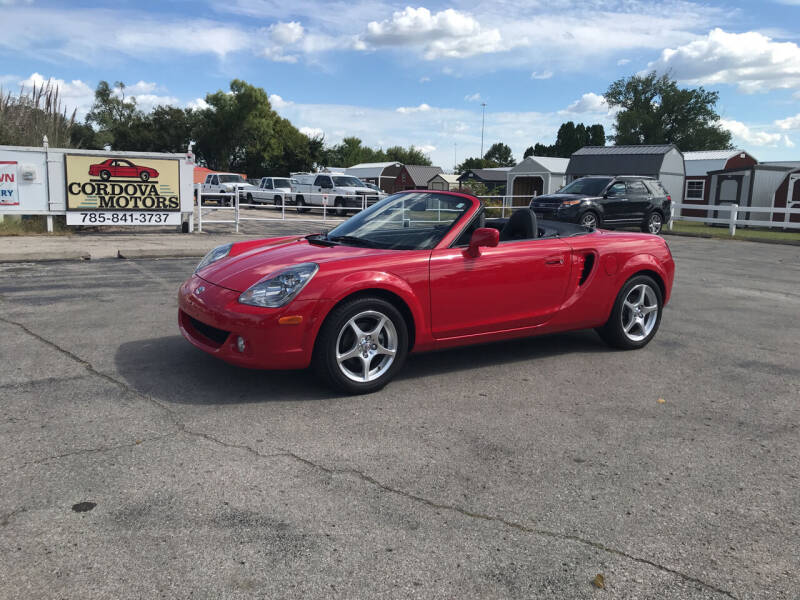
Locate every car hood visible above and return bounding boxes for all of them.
[196,237,391,292]
[531,193,597,203]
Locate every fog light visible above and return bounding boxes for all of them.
[236,336,246,353]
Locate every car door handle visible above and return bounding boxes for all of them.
[545,257,564,265]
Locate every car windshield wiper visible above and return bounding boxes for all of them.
[328,235,381,248]
[305,233,337,246]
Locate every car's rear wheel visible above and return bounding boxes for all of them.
[314,297,408,394]
[597,275,663,350]
[642,211,663,234]
[579,211,599,229]
[273,195,282,209]
[296,196,309,213]
[140,172,150,182]
[99,170,111,181]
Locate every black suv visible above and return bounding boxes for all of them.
[529,175,671,234]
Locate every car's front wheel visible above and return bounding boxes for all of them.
[314,297,408,394]
[642,211,663,234]
[99,170,111,181]
[597,275,663,350]
[579,211,599,229]
[296,196,309,213]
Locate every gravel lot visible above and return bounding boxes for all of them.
[1,236,798,599]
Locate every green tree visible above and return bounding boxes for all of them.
[605,71,732,150]
[523,146,535,159]
[530,121,606,157]
[455,156,492,172]
[483,142,515,167]
[384,145,432,166]
[85,81,141,149]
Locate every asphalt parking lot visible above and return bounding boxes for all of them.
[1,236,798,599]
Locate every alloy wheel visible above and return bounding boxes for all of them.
[335,310,398,383]
[621,283,659,342]
[648,213,663,234]
[580,213,597,229]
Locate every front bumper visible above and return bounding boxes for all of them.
[531,203,582,222]
[177,275,320,370]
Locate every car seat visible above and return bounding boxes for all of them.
[499,209,538,241]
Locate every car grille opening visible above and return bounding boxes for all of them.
[184,313,230,347]
[579,253,596,286]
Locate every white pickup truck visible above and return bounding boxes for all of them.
[249,177,296,208]
[291,173,382,215]
[200,173,258,206]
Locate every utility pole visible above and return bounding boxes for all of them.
[480,102,486,157]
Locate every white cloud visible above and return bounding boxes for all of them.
[419,76,431,83]
[720,119,793,147]
[416,144,436,154]
[269,94,293,109]
[269,21,304,45]
[396,103,431,114]
[17,73,95,118]
[617,58,631,66]
[648,28,800,93]
[187,98,210,111]
[112,81,177,111]
[299,126,324,138]
[530,70,553,80]
[464,93,481,102]
[562,92,608,114]
[775,114,800,130]
[363,7,517,59]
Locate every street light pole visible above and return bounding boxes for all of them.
[480,102,486,157]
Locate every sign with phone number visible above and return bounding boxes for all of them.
[66,212,181,225]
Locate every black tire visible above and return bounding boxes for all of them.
[140,171,150,182]
[596,274,663,350]
[313,297,409,394]
[99,170,111,181]
[579,211,599,229]
[246,193,253,204]
[334,197,346,217]
[642,211,663,234]
[296,196,309,213]
[273,195,281,209]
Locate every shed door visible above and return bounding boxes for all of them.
[513,176,544,198]
[714,175,743,221]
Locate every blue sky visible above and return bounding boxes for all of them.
[2,0,800,169]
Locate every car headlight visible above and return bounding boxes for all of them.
[196,243,232,272]
[239,263,319,308]
[561,199,582,206]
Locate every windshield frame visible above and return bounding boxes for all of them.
[325,191,477,251]
[557,177,613,196]
[218,174,245,184]
[332,176,366,187]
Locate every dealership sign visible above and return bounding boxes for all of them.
[65,155,182,225]
[0,161,19,206]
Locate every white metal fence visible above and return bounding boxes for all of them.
[671,202,800,236]
[194,188,536,232]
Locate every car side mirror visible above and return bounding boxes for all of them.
[464,227,499,258]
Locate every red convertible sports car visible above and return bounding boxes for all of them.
[88,159,159,181]
[179,191,674,394]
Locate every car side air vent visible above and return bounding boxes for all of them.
[579,253,595,286]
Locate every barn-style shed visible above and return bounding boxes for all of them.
[506,156,569,199]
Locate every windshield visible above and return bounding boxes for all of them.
[558,177,612,196]
[218,175,245,183]
[273,178,292,188]
[325,192,473,250]
[332,176,365,187]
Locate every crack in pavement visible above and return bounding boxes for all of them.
[4,433,179,475]
[1,507,27,527]
[1,315,737,599]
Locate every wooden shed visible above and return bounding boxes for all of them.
[344,162,403,193]
[567,145,685,204]
[682,150,757,217]
[506,156,569,199]
[393,165,444,192]
[457,167,512,194]
[427,173,460,191]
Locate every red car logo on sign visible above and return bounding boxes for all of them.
[88,158,159,182]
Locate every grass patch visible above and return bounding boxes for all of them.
[668,220,800,244]
[0,215,69,235]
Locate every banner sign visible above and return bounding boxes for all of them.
[65,155,181,225]
[0,161,19,206]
